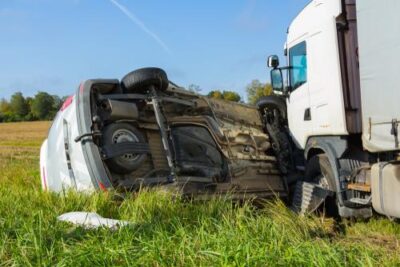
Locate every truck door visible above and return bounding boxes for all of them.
[287,41,312,148]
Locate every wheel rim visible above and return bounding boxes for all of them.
[111,129,140,162]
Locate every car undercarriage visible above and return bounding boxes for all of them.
[82,68,288,199]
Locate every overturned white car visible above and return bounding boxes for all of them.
[40,68,288,199]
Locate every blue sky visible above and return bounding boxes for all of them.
[0,0,309,100]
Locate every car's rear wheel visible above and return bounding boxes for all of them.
[121,67,169,94]
[103,123,147,174]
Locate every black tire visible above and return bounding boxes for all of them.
[121,67,169,94]
[257,95,292,174]
[305,155,339,217]
[256,95,287,120]
[102,123,147,174]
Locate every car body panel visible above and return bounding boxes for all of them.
[40,94,95,192]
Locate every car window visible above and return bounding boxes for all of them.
[289,41,307,91]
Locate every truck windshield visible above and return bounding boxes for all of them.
[289,41,307,91]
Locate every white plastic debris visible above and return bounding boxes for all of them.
[58,212,130,230]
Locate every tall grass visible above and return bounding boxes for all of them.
[0,122,399,266]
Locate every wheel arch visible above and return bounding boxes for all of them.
[304,136,348,206]
[304,136,348,161]
[306,147,325,161]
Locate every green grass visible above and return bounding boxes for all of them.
[0,122,399,266]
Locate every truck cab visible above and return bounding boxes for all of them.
[272,0,358,149]
[265,0,400,219]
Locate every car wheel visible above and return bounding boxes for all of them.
[305,154,339,217]
[103,123,147,174]
[121,67,169,94]
[256,95,287,121]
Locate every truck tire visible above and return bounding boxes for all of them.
[305,154,339,217]
[103,123,147,174]
[121,67,169,94]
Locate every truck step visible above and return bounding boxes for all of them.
[347,197,371,206]
[291,181,334,214]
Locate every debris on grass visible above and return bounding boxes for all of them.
[58,212,130,230]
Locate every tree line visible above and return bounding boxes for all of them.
[192,79,273,104]
[0,79,273,122]
[0,92,68,122]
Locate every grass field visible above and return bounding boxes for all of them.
[0,121,399,266]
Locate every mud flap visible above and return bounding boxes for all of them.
[291,181,334,215]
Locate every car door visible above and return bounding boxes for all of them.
[286,41,313,149]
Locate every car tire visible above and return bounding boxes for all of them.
[256,95,287,120]
[305,154,339,217]
[103,123,147,174]
[121,67,169,94]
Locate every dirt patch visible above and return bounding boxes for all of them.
[338,234,400,251]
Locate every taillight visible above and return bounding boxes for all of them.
[98,182,108,192]
[61,95,74,111]
[79,83,84,94]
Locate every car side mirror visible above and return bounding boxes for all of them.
[270,68,284,94]
[267,55,280,69]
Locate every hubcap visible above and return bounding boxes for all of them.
[112,129,140,162]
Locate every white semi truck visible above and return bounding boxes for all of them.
[264,0,400,218]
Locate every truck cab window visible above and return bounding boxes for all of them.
[289,41,307,91]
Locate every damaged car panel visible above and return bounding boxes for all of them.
[40,68,287,199]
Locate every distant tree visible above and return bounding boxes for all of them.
[0,98,11,113]
[31,92,56,120]
[9,92,29,120]
[0,92,68,122]
[246,80,273,104]
[0,99,13,122]
[52,95,63,111]
[24,97,35,121]
[222,91,241,102]
[25,97,33,107]
[0,100,5,122]
[208,90,241,102]
[207,90,223,99]
[188,84,202,93]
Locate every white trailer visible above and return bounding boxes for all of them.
[265,0,400,218]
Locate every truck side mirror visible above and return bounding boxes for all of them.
[267,55,280,69]
[270,69,284,93]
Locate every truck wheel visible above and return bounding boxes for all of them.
[121,67,169,94]
[305,155,339,217]
[103,123,147,174]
